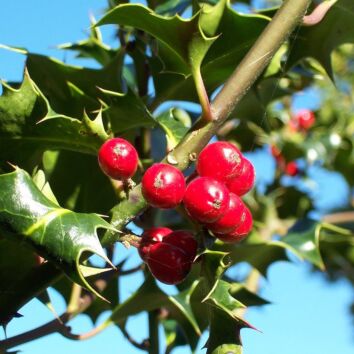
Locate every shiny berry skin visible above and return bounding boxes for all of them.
[139,228,197,285]
[142,163,186,209]
[164,230,198,260]
[293,109,316,130]
[138,227,172,261]
[146,243,192,284]
[226,158,255,196]
[197,142,243,183]
[98,138,138,180]
[184,177,230,223]
[285,161,299,176]
[215,206,253,243]
[207,193,245,234]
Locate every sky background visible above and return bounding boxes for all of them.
[0,1,353,354]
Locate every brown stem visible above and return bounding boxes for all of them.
[322,211,354,225]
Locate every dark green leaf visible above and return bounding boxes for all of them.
[156,109,189,149]
[149,4,270,106]
[26,52,124,117]
[100,88,155,132]
[96,2,219,76]
[0,168,113,299]
[286,0,354,78]
[105,276,201,349]
[0,73,108,173]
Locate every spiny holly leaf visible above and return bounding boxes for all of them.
[0,235,43,319]
[202,280,246,322]
[222,242,289,277]
[229,283,270,307]
[105,276,201,349]
[42,150,117,214]
[99,88,155,132]
[26,52,124,117]
[206,309,243,354]
[149,3,269,105]
[156,109,189,149]
[58,16,116,66]
[0,168,114,300]
[0,73,108,173]
[286,0,354,79]
[96,2,223,76]
[278,221,353,270]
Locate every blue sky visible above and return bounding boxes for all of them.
[1,1,353,353]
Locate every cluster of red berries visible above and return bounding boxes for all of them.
[98,139,255,284]
[272,109,316,176]
[289,109,316,132]
[271,145,299,177]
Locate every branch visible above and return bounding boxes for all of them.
[105,0,312,244]
[2,0,312,327]
[322,211,354,225]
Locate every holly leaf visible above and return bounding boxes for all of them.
[42,150,117,214]
[26,52,124,117]
[58,16,116,66]
[278,221,353,270]
[202,280,246,321]
[0,168,114,300]
[96,2,222,76]
[286,0,354,79]
[149,3,269,105]
[156,109,189,149]
[100,88,155,132]
[105,276,201,349]
[0,73,108,172]
[223,242,289,277]
[206,309,243,354]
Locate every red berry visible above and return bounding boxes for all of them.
[138,227,172,261]
[294,109,315,130]
[226,158,255,196]
[207,193,246,234]
[184,177,230,223]
[142,163,186,209]
[285,161,299,176]
[139,228,197,285]
[146,243,192,284]
[197,142,243,183]
[163,230,198,260]
[215,206,253,243]
[98,138,138,180]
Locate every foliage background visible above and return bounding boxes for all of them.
[0,0,353,353]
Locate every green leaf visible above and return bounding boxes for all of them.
[96,3,218,76]
[105,276,201,349]
[58,16,117,66]
[42,150,117,214]
[0,73,108,172]
[0,168,113,300]
[156,109,189,149]
[286,0,354,78]
[26,52,124,117]
[149,4,270,106]
[229,283,270,307]
[224,242,289,277]
[100,88,155,132]
[203,280,245,321]
[207,309,243,354]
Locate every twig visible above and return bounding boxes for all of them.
[302,0,337,26]
[120,326,149,351]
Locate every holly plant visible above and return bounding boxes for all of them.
[0,0,354,353]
